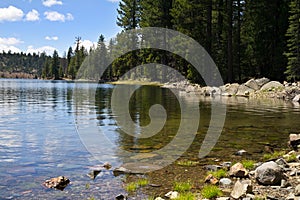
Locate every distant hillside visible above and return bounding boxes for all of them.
[0,51,50,79]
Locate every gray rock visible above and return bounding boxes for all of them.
[216,197,230,200]
[236,84,255,96]
[115,194,126,200]
[255,161,283,185]
[295,184,300,196]
[260,81,284,91]
[234,149,249,156]
[275,158,289,168]
[222,83,240,96]
[165,191,178,199]
[230,162,248,178]
[221,162,232,169]
[245,79,260,90]
[289,134,300,150]
[219,178,232,186]
[113,162,161,176]
[293,94,300,102]
[255,77,270,87]
[230,180,252,199]
[154,198,165,200]
[204,165,222,172]
[43,176,70,191]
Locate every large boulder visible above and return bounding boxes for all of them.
[230,180,252,199]
[260,81,284,91]
[255,161,283,185]
[245,79,260,90]
[255,77,270,87]
[236,84,255,96]
[229,162,248,178]
[220,83,240,96]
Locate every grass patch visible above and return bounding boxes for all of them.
[208,169,227,179]
[176,160,199,167]
[173,181,192,193]
[285,153,298,162]
[125,182,139,193]
[241,160,255,170]
[174,192,195,200]
[263,150,286,161]
[137,179,149,187]
[125,178,149,193]
[201,185,223,199]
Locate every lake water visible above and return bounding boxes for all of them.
[0,79,299,199]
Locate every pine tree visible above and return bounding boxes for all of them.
[51,50,60,80]
[285,0,300,80]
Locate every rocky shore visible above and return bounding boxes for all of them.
[147,134,300,200]
[163,78,300,102]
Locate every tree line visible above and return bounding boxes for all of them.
[1,0,299,83]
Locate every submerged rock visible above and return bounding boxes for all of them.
[87,170,101,180]
[255,161,283,185]
[43,176,70,191]
[113,162,161,176]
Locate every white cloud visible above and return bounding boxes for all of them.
[0,37,23,46]
[45,36,59,41]
[0,37,23,53]
[42,0,63,7]
[26,45,57,55]
[73,40,96,51]
[44,11,73,22]
[0,6,24,22]
[25,9,39,21]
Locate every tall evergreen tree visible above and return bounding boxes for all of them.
[51,50,60,80]
[285,0,300,80]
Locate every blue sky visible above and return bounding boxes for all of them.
[0,0,121,56]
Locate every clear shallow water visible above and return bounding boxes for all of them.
[0,79,299,199]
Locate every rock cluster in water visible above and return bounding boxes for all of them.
[163,78,300,102]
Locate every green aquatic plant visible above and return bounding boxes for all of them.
[208,169,227,179]
[241,160,255,170]
[125,178,149,193]
[173,181,192,192]
[176,160,199,167]
[263,150,285,161]
[174,192,195,200]
[201,185,223,199]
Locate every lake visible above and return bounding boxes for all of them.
[0,79,299,199]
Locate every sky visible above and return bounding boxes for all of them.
[0,0,121,56]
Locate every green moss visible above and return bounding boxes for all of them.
[176,160,199,167]
[173,181,192,193]
[208,169,227,179]
[125,182,139,193]
[241,160,255,170]
[263,150,286,161]
[174,192,195,200]
[137,178,149,187]
[285,153,298,162]
[201,185,223,199]
[125,178,149,193]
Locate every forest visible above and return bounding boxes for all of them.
[0,0,299,84]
